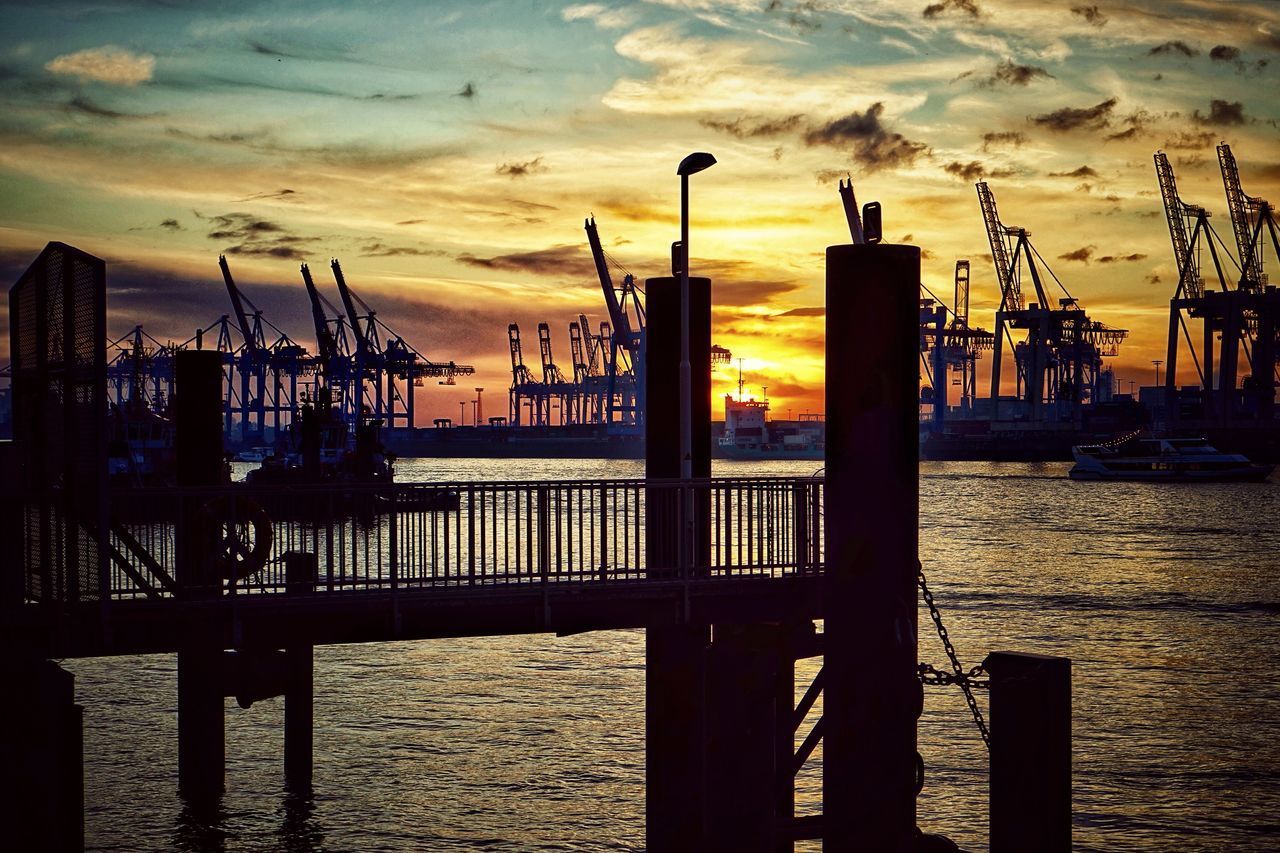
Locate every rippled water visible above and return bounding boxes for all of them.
[67,459,1280,851]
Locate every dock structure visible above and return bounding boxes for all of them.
[3,239,1067,850]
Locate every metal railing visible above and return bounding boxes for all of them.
[98,476,825,601]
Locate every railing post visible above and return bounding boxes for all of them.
[536,485,550,579]
[986,651,1072,853]
[598,484,609,582]
[388,488,398,593]
[793,483,809,574]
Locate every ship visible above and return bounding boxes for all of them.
[715,370,823,461]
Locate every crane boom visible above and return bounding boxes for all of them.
[330,259,369,358]
[1218,142,1266,288]
[976,182,1022,313]
[218,255,258,352]
[300,264,337,363]
[1155,151,1206,299]
[953,260,970,329]
[838,176,865,244]
[585,216,635,350]
[537,322,565,384]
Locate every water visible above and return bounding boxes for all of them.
[67,459,1280,851]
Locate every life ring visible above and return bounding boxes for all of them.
[201,495,274,581]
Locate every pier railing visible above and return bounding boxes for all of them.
[93,476,825,601]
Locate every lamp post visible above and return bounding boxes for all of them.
[677,152,716,481]
[1153,359,1163,388]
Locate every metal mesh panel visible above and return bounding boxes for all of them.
[10,243,108,606]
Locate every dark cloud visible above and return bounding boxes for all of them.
[774,307,825,318]
[1106,127,1140,141]
[456,81,476,98]
[396,219,426,226]
[247,40,294,58]
[1071,5,1107,26]
[1149,41,1199,58]
[709,275,802,307]
[159,219,182,232]
[1194,99,1246,125]
[922,0,980,19]
[456,244,595,279]
[199,212,320,261]
[1049,165,1100,178]
[1210,45,1241,62]
[1146,273,1162,285]
[1162,130,1216,149]
[1097,253,1147,263]
[813,169,846,184]
[1030,97,1118,132]
[942,160,1016,182]
[357,240,445,258]
[1058,246,1095,263]
[984,60,1053,87]
[981,131,1027,151]
[803,103,929,172]
[66,95,150,120]
[361,92,419,101]
[496,156,546,178]
[234,188,298,203]
[701,114,804,138]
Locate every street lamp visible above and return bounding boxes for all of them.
[677,151,716,481]
[1152,359,1163,388]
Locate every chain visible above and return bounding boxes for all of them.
[918,561,990,749]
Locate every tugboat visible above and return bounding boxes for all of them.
[1069,433,1274,482]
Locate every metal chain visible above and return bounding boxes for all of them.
[918,561,991,749]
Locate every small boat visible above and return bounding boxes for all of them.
[1069,435,1274,482]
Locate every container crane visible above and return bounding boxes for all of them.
[508,324,543,426]
[1218,142,1279,291]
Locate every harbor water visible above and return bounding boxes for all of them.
[67,459,1280,851]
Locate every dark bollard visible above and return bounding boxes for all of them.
[823,243,921,849]
[284,552,317,792]
[986,651,1071,853]
[175,350,227,800]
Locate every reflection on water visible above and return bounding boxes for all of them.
[71,459,1280,851]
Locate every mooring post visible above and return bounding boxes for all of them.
[284,551,317,792]
[644,273,712,848]
[0,658,84,851]
[823,243,921,848]
[986,651,1071,853]
[175,349,227,799]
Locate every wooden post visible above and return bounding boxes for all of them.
[284,552,316,792]
[987,651,1071,853]
[175,349,226,799]
[823,243,921,849]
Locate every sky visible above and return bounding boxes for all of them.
[1,0,1278,420]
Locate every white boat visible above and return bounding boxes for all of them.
[1069,436,1274,482]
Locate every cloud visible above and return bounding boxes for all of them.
[1194,99,1246,125]
[562,3,636,29]
[200,212,320,261]
[1096,253,1147,263]
[1149,41,1199,58]
[496,156,546,178]
[774,306,825,318]
[357,240,445,258]
[456,81,476,98]
[1210,45,1241,62]
[1070,5,1107,26]
[701,114,804,138]
[981,131,1027,151]
[1030,97,1118,132]
[922,0,980,20]
[160,219,182,232]
[66,95,137,120]
[942,160,1016,181]
[1162,130,1216,149]
[1049,165,1099,179]
[45,46,154,86]
[456,244,596,279]
[803,103,929,172]
[1058,246,1095,263]
[234,188,298,203]
[982,60,1053,87]
[247,40,293,58]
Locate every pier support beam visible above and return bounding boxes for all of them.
[823,243,921,849]
[987,651,1071,853]
[0,659,83,851]
[175,350,226,799]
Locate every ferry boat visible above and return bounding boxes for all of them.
[1069,435,1274,482]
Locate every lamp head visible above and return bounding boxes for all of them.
[677,152,717,176]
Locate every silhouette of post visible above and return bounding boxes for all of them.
[645,273,711,848]
[284,552,317,791]
[175,349,226,799]
[987,651,1071,853]
[823,243,921,848]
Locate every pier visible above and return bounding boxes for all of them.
[3,240,1070,851]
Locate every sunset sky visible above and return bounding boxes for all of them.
[2,0,1277,420]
